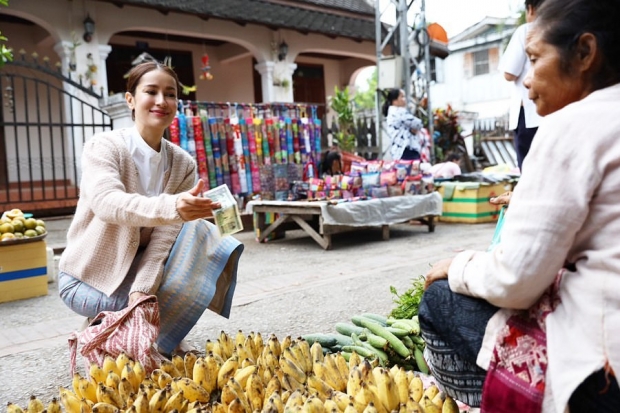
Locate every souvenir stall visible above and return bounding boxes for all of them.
[168,101,442,249]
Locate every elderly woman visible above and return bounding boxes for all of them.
[419,0,620,411]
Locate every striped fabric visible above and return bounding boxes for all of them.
[156,219,244,354]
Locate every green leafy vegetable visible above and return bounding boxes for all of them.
[389,275,426,319]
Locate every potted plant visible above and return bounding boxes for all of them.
[328,86,357,153]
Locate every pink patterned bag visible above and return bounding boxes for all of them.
[68,295,167,375]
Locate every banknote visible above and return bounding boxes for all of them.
[203,184,244,236]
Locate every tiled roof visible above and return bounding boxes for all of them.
[93,0,377,41]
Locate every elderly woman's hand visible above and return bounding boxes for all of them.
[490,191,512,206]
[176,179,222,221]
[424,257,453,289]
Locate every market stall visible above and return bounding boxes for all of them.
[247,192,442,250]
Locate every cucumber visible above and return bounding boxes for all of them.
[360,342,389,366]
[401,335,415,350]
[341,345,377,360]
[331,333,354,347]
[301,333,338,348]
[385,327,410,338]
[361,312,388,326]
[340,351,352,361]
[414,346,430,375]
[355,317,411,359]
[363,329,388,350]
[335,322,365,336]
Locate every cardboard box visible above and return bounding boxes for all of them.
[437,182,510,223]
[0,240,48,303]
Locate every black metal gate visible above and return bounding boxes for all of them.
[0,55,113,216]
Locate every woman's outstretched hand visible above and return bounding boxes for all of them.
[176,179,222,221]
[490,191,512,206]
[424,257,453,290]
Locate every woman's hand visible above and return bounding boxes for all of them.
[490,191,512,206]
[129,291,149,306]
[176,179,222,221]
[424,257,453,290]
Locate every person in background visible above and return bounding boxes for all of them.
[58,62,244,357]
[320,148,342,176]
[420,0,620,410]
[499,0,546,171]
[382,88,424,161]
[430,152,462,179]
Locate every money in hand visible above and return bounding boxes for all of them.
[203,184,244,236]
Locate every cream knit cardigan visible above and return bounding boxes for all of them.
[59,128,196,297]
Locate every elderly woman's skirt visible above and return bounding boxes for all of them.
[418,279,498,407]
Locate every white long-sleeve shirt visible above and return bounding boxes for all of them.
[448,82,620,412]
[499,23,542,130]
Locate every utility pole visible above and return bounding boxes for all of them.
[375,0,433,160]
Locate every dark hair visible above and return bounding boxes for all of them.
[535,0,620,87]
[321,149,342,176]
[446,153,461,162]
[126,62,181,120]
[381,88,402,117]
[525,0,545,10]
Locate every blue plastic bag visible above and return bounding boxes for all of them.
[488,205,508,251]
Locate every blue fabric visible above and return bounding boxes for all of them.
[156,219,243,354]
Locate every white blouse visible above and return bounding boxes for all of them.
[125,127,168,196]
[448,83,620,412]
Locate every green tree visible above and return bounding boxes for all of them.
[353,68,377,111]
[0,0,13,67]
[328,86,356,152]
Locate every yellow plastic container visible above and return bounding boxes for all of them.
[0,240,48,303]
[437,182,510,223]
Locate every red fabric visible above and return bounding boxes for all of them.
[68,295,167,375]
[481,271,563,413]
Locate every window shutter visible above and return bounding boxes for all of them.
[463,52,473,78]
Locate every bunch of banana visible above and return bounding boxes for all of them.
[6,330,465,413]
[303,312,430,374]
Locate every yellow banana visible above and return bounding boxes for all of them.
[72,373,83,399]
[59,387,83,413]
[132,360,146,385]
[246,371,265,411]
[148,388,167,413]
[302,395,325,413]
[219,330,235,359]
[345,366,363,397]
[281,390,292,406]
[288,342,308,375]
[206,338,216,354]
[96,383,123,408]
[163,389,187,412]
[115,352,131,373]
[131,391,149,413]
[253,332,264,359]
[263,350,279,375]
[432,391,446,408]
[227,397,246,413]
[267,335,282,358]
[26,395,45,413]
[376,368,399,413]
[283,389,305,410]
[348,350,361,370]
[79,376,99,403]
[420,395,441,413]
[262,395,281,413]
[140,383,157,403]
[217,355,239,390]
[442,395,459,413]
[91,402,119,413]
[183,351,198,379]
[46,397,62,413]
[105,370,121,390]
[405,397,424,413]
[171,354,185,376]
[280,353,307,384]
[333,353,350,384]
[233,364,257,389]
[90,364,107,386]
[220,382,238,406]
[201,353,220,393]
[102,355,121,378]
[343,402,357,413]
[362,402,379,413]
[324,354,346,392]
[310,342,324,365]
[234,329,246,348]
[175,377,210,403]
[366,383,387,413]
[281,335,292,352]
[6,403,25,413]
[210,402,227,413]
[323,399,339,413]
[353,382,374,412]
[296,339,313,374]
[264,375,282,403]
[243,335,257,363]
[209,339,224,360]
[235,343,253,367]
[307,373,334,402]
[117,378,134,405]
[331,391,352,412]
[393,367,409,405]
[160,359,183,378]
[423,383,439,401]
[229,377,252,411]
[408,375,424,402]
[157,371,174,389]
[121,363,139,393]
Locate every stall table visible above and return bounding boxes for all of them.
[247,192,442,250]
